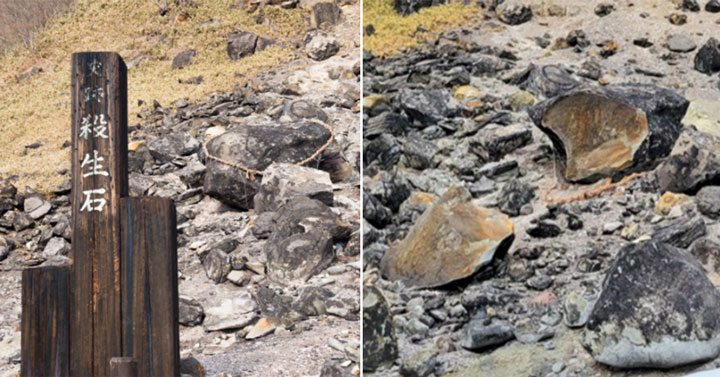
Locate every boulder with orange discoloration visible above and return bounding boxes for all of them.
[527,84,689,183]
[380,186,514,288]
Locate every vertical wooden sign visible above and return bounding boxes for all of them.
[70,52,128,377]
[20,266,70,377]
[120,197,180,377]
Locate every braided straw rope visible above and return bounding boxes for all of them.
[202,119,335,180]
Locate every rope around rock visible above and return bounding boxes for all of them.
[202,119,335,180]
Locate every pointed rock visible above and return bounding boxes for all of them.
[380,186,514,288]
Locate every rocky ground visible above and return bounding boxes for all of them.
[0,1,361,376]
[363,0,720,376]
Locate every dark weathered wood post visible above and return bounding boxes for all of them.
[109,357,138,377]
[120,197,180,376]
[70,51,128,377]
[20,266,71,377]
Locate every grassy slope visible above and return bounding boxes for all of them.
[362,0,477,57]
[0,0,308,194]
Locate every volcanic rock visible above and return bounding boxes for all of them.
[380,186,514,288]
[695,38,720,74]
[397,88,459,126]
[655,127,720,193]
[527,84,689,183]
[203,122,332,209]
[179,296,205,326]
[311,2,343,29]
[203,292,258,331]
[394,0,446,15]
[461,318,514,350]
[582,241,720,368]
[696,186,720,219]
[363,286,398,372]
[264,197,351,284]
[254,163,333,213]
[496,2,532,25]
[518,65,579,99]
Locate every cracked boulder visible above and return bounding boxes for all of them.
[380,186,514,288]
[528,84,689,183]
[203,122,332,209]
[254,163,333,213]
[582,241,720,368]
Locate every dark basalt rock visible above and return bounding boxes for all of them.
[363,190,393,228]
[397,88,458,126]
[147,133,199,164]
[363,285,398,372]
[694,38,720,75]
[707,0,720,13]
[652,216,706,249]
[264,197,352,284]
[283,100,329,123]
[227,31,274,61]
[655,127,720,194]
[179,296,205,326]
[203,122,332,209]
[696,186,720,219]
[517,65,579,99]
[171,49,196,70]
[496,3,533,25]
[461,318,514,351]
[528,84,689,183]
[311,2,343,29]
[364,134,402,169]
[496,179,535,217]
[394,0,447,16]
[582,241,720,368]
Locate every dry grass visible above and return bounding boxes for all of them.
[0,0,309,194]
[363,0,477,57]
[0,0,74,52]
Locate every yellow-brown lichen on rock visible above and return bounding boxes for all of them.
[541,92,649,181]
[380,186,514,288]
[528,84,689,184]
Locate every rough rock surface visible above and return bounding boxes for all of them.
[254,163,334,213]
[528,84,689,182]
[582,241,720,368]
[363,286,397,372]
[203,122,332,209]
[380,186,514,288]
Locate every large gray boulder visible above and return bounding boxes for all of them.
[363,285,397,372]
[582,241,720,368]
[203,122,332,209]
[528,84,689,183]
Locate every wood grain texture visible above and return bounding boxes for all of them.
[120,197,180,377]
[70,51,128,377]
[109,357,138,377]
[21,266,70,377]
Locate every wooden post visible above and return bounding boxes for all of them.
[20,266,70,377]
[109,357,138,377]
[70,51,128,377]
[120,197,180,377]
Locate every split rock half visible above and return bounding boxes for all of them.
[528,84,689,183]
[380,186,514,288]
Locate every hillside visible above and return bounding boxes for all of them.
[0,0,311,194]
[0,0,361,376]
